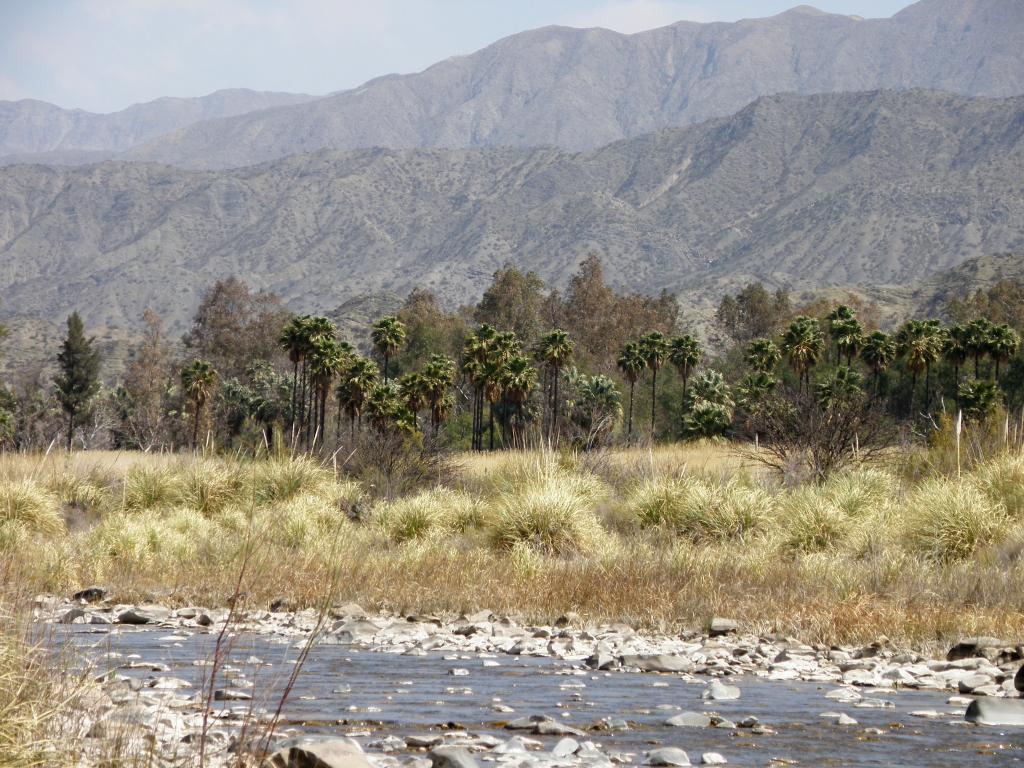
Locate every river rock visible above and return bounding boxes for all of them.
[1015,665,1024,692]
[703,681,740,700]
[701,754,727,766]
[552,737,580,757]
[958,673,995,693]
[214,688,252,701]
[622,654,694,673]
[406,734,444,748]
[265,737,370,768]
[645,747,691,766]
[534,718,585,737]
[60,608,86,624]
[709,618,739,637]
[117,606,170,625]
[965,698,1024,725]
[587,642,618,670]
[947,637,1009,662]
[429,746,479,768]
[73,586,106,603]
[665,712,712,728]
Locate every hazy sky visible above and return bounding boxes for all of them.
[1,0,913,113]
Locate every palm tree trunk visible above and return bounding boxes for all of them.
[191,405,200,450]
[489,401,495,451]
[290,359,298,431]
[627,380,635,437]
[925,364,931,411]
[975,355,980,379]
[67,412,74,452]
[383,352,390,384]
[552,366,560,443]
[650,368,658,436]
[909,372,917,418]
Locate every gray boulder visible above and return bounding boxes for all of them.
[116,606,169,625]
[645,748,691,766]
[709,618,739,637]
[965,698,1024,726]
[429,746,479,768]
[947,637,1009,662]
[665,712,712,728]
[1015,665,1024,692]
[72,586,106,603]
[264,737,370,768]
[703,681,740,701]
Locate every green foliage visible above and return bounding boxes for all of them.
[681,369,734,439]
[959,378,1001,421]
[53,312,101,450]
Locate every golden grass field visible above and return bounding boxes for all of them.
[3,441,1024,652]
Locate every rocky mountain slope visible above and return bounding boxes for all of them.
[0,89,319,161]
[113,0,1024,169]
[1,90,1021,338]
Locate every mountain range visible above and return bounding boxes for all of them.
[1,89,1021,339]
[1,0,1021,169]
[0,89,318,165]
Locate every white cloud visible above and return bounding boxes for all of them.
[567,0,719,33]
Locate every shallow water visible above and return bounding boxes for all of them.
[55,625,1024,767]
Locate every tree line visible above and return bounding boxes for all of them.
[2,257,1023,459]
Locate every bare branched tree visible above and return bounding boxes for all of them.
[743,384,897,483]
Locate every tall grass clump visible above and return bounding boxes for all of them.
[628,476,773,543]
[252,456,337,503]
[781,486,860,554]
[971,453,1024,521]
[121,464,183,511]
[373,488,483,544]
[902,478,1007,562]
[0,479,65,545]
[181,458,247,516]
[491,480,607,555]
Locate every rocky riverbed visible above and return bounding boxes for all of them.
[32,590,1024,766]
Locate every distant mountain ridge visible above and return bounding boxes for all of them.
[118,0,1024,168]
[1,0,1021,170]
[0,89,320,161]
[1,90,1021,338]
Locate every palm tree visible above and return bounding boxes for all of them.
[639,331,670,435]
[943,324,970,392]
[617,341,646,438]
[825,305,856,365]
[366,382,403,433]
[371,316,407,383]
[336,356,378,440]
[781,316,825,391]
[833,317,863,367]
[681,369,734,440]
[306,335,347,448]
[180,359,218,450]
[814,366,864,410]
[278,315,307,432]
[668,334,702,400]
[500,355,538,445]
[965,317,996,378]
[398,372,429,431]
[535,329,573,441]
[860,330,896,397]
[895,320,942,415]
[988,323,1020,380]
[462,325,498,450]
[744,337,781,374]
[423,354,456,436]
